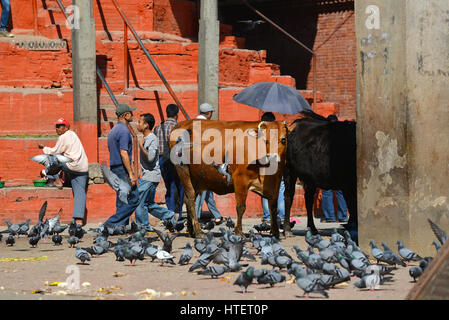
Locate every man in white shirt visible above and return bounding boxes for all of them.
[38,118,89,225]
[195,103,223,225]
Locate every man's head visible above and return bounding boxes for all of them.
[116,104,136,123]
[137,113,155,133]
[166,104,179,119]
[327,114,338,122]
[199,103,215,120]
[261,112,276,122]
[54,118,70,135]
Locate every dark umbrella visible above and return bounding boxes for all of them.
[232,82,311,114]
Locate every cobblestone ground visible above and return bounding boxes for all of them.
[0,217,417,300]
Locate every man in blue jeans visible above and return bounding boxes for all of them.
[135,113,184,232]
[104,104,140,227]
[321,189,349,222]
[154,104,185,221]
[0,0,14,38]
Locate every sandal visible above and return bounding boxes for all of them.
[214,217,224,225]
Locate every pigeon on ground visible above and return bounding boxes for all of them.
[369,240,384,264]
[145,245,158,262]
[152,227,178,253]
[68,220,87,239]
[67,236,80,248]
[5,234,15,246]
[201,220,215,231]
[30,154,72,176]
[75,246,91,264]
[82,244,108,258]
[409,266,423,282]
[381,242,406,267]
[319,246,339,263]
[354,272,381,291]
[233,267,255,293]
[178,242,194,265]
[253,221,271,233]
[256,269,286,287]
[29,235,40,248]
[331,228,345,243]
[295,273,329,298]
[197,265,229,278]
[397,240,422,263]
[18,219,31,236]
[156,246,176,266]
[241,246,257,261]
[53,223,68,235]
[305,228,322,247]
[226,217,235,230]
[28,202,48,238]
[123,247,140,266]
[4,220,20,236]
[428,218,448,245]
[101,164,131,204]
[52,234,63,246]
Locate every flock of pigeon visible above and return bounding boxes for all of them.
[1,200,448,299]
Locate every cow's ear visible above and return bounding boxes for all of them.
[286,121,297,132]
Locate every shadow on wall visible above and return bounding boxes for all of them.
[219,1,354,90]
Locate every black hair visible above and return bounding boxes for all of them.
[327,114,338,122]
[166,104,179,118]
[261,112,276,122]
[141,113,155,130]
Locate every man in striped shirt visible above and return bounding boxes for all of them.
[153,104,185,221]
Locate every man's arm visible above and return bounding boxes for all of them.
[120,149,137,187]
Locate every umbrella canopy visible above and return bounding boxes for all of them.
[232,81,311,114]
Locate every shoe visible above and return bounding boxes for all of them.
[326,219,337,223]
[214,217,224,225]
[163,219,175,232]
[0,30,14,38]
[174,221,185,232]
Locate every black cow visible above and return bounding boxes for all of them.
[283,110,357,238]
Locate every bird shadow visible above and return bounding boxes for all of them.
[294,294,327,299]
[11,249,31,252]
[76,262,90,266]
[39,248,65,252]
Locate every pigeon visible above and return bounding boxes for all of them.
[178,242,194,265]
[354,272,381,291]
[369,240,384,264]
[4,220,20,236]
[295,273,329,298]
[5,234,15,246]
[82,245,108,258]
[428,218,448,245]
[101,164,131,204]
[272,255,293,270]
[319,247,339,263]
[397,240,422,263]
[253,221,271,233]
[47,210,62,234]
[331,228,345,243]
[29,235,40,248]
[305,228,322,247]
[241,246,257,261]
[68,220,87,239]
[30,154,72,176]
[18,219,31,236]
[123,247,141,266]
[226,217,235,230]
[381,242,406,267]
[409,266,423,282]
[256,269,286,287]
[67,236,80,248]
[152,227,178,253]
[193,238,208,254]
[53,223,68,235]
[197,265,229,278]
[145,245,158,261]
[75,246,91,264]
[28,202,48,238]
[233,267,255,293]
[156,246,176,266]
[201,220,215,231]
[52,234,63,246]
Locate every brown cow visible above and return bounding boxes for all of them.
[168,120,288,238]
